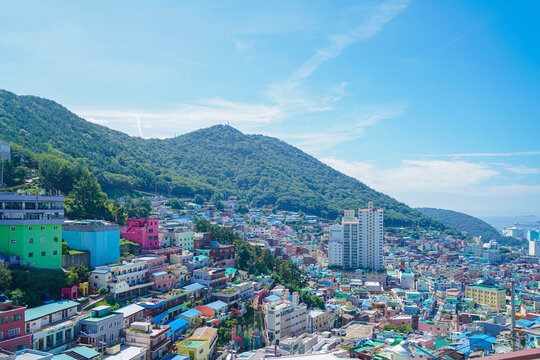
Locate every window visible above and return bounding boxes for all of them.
[29,253,33,258]
[53,250,58,256]
[53,226,58,230]
[28,238,33,244]
[10,239,16,244]
[0,332,3,339]
[29,226,33,231]
[8,328,20,337]
[0,317,8,324]
[54,237,58,242]
[41,251,46,257]
[41,238,45,243]
[41,226,45,231]
[10,227,15,232]
[99,326,104,331]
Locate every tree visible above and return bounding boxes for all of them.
[165,198,183,210]
[65,171,113,220]
[67,272,80,286]
[0,266,12,292]
[62,241,70,255]
[68,265,92,283]
[193,194,205,205]
[10,289,25,306]
[98,287,107,295]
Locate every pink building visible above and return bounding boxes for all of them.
[137,256,168,274]
[148,271,176,292]
[418,321,450,337]
[121,218,160,249]
[0,296,32,352]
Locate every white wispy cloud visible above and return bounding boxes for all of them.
[75,0,409,143]
[505,165,540,175]
[266,0,409,110]
[77,99,284,138]
[321,157,499,194]
[236,40,256,52]
[273,102,407,153]
[424,151,540,158]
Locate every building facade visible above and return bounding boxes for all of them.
[121,218,160,249]
[0,295,32,352]
[465,284,506,310]
[0,193,64,269]
[266,294,308,342]
[79,306,123,346]
[62,220,120,268]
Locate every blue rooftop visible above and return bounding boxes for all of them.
[183,283,206,292]
[92,269,109,274]
[68,346,100,359]
[25,300,80,322]
[265,295,280,302]
[166,317,190,332]
[180,309,202,319]
[206,300,227,311]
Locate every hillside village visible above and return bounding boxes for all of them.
[1,188,540,360]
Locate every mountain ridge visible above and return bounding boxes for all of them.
[0,89,452,229]
[416,207,503,240]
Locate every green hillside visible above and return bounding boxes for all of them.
[0,89,451,228]
[417,207,503,240]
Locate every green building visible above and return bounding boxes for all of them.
[0,193,64,269]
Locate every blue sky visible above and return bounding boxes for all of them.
[1,0,539,217]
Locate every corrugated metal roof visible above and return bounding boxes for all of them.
[25,300,80,322]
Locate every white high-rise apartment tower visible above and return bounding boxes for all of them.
[341,202,384,271]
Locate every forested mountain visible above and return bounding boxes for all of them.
[417,207,503,240]
[1,89,451,228]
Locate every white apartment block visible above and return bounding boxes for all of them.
[265,294,308,342]
[91,260,154,299]
[342,202,384,271]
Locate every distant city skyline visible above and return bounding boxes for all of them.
[1,0,539,217]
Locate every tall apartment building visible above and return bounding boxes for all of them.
[0,193,64,269]
[331,202,384,271]
[90,260,154,299]
[328,224,343,267]
[265,293,308,342]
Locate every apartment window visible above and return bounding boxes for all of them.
[28,238,33,244]
[41,251,46,257]
[0,332,3,339]
[8,328,20,337]
[10,227,16,232]
[41,226,45,231]
[10,239,16,244]
[99,326,104,331]
[53,226,58,230]
[40,238,46,243]
[0,317,8,324]
[29,253,33,258]
[53,250,58,256]
[29,226,33,231]
[54,237,58,242]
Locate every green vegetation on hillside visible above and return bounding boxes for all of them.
[416,207,503,241]
[194,219,325,310]
[0,89,450,228]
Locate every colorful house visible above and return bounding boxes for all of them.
[0,193,64,269]
[121,218,160,249]
[0,295,32,352]
[62,220,120,268]
[178,309,202,327]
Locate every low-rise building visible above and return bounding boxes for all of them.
[308,309,335,333]
[79,306,123,346]
[0,296,32,352]
[115,304,145,328]
[266,295,308,342]
[125,322,172,360]
[465,284,506,310]
[90,260,154,299]
[192,268,227,290]
[25,300,80,353]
